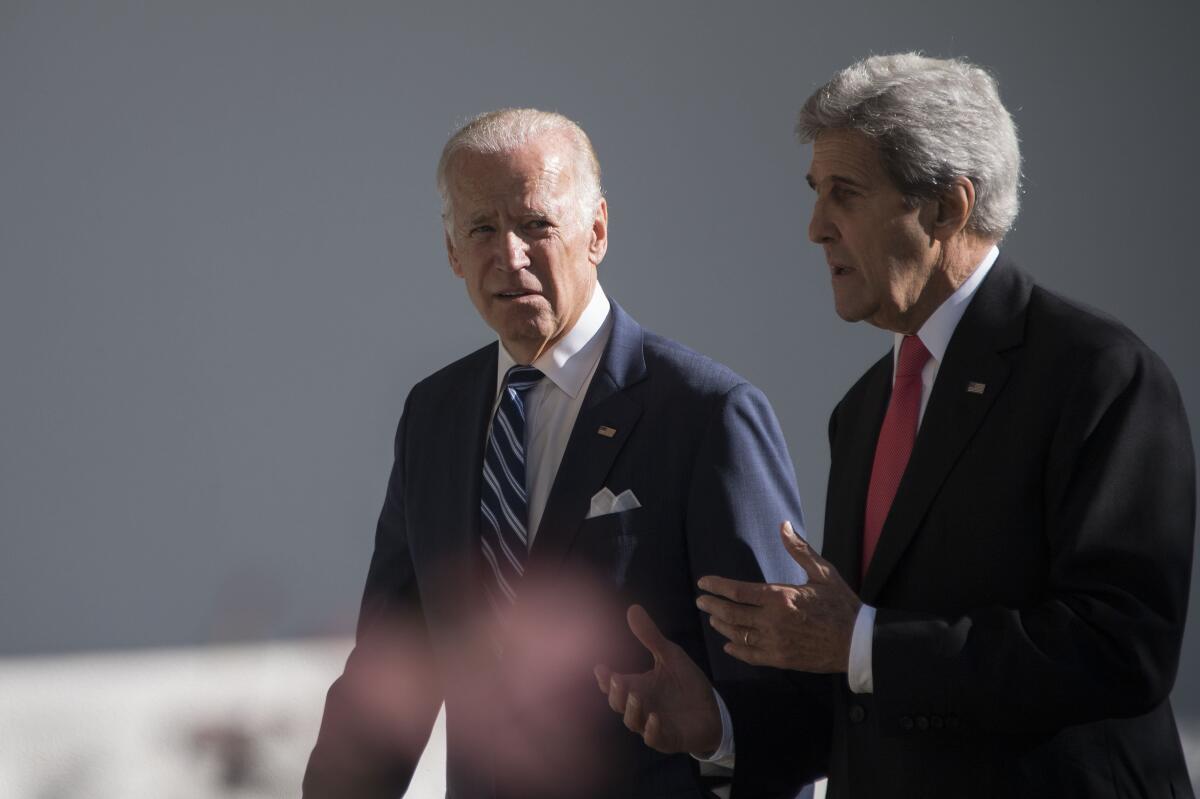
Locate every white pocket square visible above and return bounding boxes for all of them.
[586,487,642,519]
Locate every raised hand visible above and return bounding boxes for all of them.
[697,520,861,673]
[594,604,722,756]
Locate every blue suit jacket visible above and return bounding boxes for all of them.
[305,301,808,799]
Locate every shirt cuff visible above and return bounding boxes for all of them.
[691,686,736,767]
[847,603,876,694]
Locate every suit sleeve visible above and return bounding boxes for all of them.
[686,382,833,796]
[303,396,443,797]
[871,342,1195,735]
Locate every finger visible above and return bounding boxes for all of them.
[594,664,612,694]
[643,711,670,752]
[607,674,630,715]
[723,641,773,668]
[696,575,770,606]
[623,691,647,734]
[707,615,753,647]
[626,604,672,662]
[697,594,761,627]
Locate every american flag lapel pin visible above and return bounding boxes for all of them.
[966,381,987,395]
[597,425,617,438]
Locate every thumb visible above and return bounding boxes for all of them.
[627,604,672,663]
[780,520,818,576]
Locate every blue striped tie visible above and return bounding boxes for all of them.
[480,365,544,610]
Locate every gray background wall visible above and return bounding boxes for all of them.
[3,0,1197,727]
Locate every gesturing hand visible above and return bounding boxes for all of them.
[594,605,722,756]
[697,521,862,673]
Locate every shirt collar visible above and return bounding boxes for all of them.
[894,245,1000,367]
[496,283,612,399]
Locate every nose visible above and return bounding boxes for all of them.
[498,230,531,271]
[808,196,837,245]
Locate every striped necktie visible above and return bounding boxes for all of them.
[480,364,544,611]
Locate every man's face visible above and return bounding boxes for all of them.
[806,129,937,333]
[445,134,607,362]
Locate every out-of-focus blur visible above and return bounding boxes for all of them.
[304,570,657,797]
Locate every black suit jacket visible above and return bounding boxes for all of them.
[304,301,808,799]
[725,258,1195,798]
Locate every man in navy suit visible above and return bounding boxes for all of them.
[597,54,1195,797]
[303,108,806,798]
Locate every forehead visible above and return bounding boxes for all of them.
[448,136,577,214]
[808,129,889,186]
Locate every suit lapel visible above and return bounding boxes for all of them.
[860,259,1031,602]
[823,355,891,592]
[431,345,497,598]
[527,301,647,571]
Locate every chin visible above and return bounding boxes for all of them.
[832,301,869,324]
[500,320,556,350]
[492,306,546,331]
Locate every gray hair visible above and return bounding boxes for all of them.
[436,108,603,233]
[797,52,1021,239]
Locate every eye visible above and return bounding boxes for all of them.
[469,224,495,236]
[830,185,859,204]
[525,218,552,232]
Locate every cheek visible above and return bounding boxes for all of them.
[530,244,567,278]
[841,220,874,258]
[883,212,928,255]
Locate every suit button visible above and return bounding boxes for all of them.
[848,704,866,723]
[916,715,929,731]
[931,715,944,729]
[900,715,914,730]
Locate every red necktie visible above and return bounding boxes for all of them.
[862,335,931,578]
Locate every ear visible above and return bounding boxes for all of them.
[588,198,609,267]
[931,177,976,242]
[445,229,464,278]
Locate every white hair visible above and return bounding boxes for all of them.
[797,52,1021,239]
[436,108,603,233]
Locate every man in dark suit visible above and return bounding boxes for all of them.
[597,54,1195,797]
[302,108,806,798]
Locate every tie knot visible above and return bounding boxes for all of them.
[896,335,931,378]
[505,365,544,392]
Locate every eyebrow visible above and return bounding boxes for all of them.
[464,206,554,226]
[806,173,869,191]
[465,211,496,227]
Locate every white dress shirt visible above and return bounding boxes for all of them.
[705,246,1000,765]
[493,283,612,545]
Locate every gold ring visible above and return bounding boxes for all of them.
[743,629,752,647]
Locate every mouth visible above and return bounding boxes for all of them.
[829,262,853,277]
[495,289,541,300]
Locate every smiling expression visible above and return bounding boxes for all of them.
[444,133,608,364]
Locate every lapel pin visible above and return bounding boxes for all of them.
[966,381,987,395]
[597,425,617,438]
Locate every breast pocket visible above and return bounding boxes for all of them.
[577,506,654,585]
[582,505,651,536]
